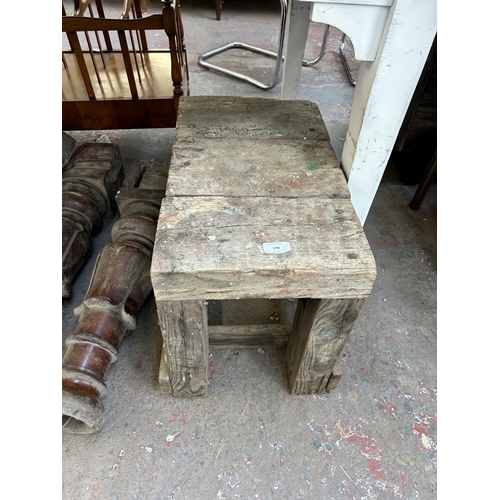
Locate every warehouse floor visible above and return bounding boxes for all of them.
[61,0,437,498]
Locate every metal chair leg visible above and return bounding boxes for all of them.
[198,0,331,91]
[339,33,356,86]
[302,25,331,67]
[409,151,437,211]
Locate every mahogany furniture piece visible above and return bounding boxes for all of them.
[62,160,168,434]
[214,0,222,20]
[151,96,377,398]
[62,0,189,130]
[62,142,124,298]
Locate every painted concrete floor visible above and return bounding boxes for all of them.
[61,1,437,498]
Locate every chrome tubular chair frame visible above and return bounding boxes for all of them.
[339,32,356,86]
[198,0,331,91]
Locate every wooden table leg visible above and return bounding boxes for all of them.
[286,298,364,394]
[214,0,222,20]
[156,300,209,397]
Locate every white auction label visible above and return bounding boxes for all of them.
[263,242,291,254]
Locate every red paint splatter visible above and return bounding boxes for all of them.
[368,459,387,481]
[411,412,437,451]
[376,401,399,419]
[362,441,386,480]
[215,486,227,499]
[180,410,188,425]
[334,421,390,482]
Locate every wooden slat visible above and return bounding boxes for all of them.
[167,138,349,199]
[152,196,376,301]
[62,14,165,33]
[133,0,148,50]
[174,96,331,142]
[208,324,290,349]
[65,32,96,100]
[117,30,138,99]
[285,298,364,394]
[94,0,113,50]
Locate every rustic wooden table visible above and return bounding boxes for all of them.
[151,96,376,398]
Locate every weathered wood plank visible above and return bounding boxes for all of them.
[175,96,331,142]
[167,138,349,199]
[158,343,172,395]
[286,298,364,394]
[151,196,376,301]
[156,300,209,398]
[208,324,290,349]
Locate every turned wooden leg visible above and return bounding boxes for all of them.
[156,300,209,398]
[62,161,166,434]
[62,189,103,298]
[62,143,124,298]
[62,221,156,434]
[285,298,365,395]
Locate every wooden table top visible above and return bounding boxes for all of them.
[151,96,376,301]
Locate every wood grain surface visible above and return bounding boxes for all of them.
[156,300,209,398]
[286,298,364,394]
[174,96,331,142]
[208,324,290,349]
[152,196,376,300]
[167,138,349,199]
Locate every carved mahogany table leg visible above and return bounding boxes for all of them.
[62,161,167,434]
[62,143,124,298]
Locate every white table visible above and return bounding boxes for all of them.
[281,0,437,224]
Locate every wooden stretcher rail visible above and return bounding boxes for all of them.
[63,14,165,32]
[62,0,189,130]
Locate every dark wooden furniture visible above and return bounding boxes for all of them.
[215,0,222,20]
[62,0,189,130]
[391,36,437,186]
[151,96,377,398]
[63,161,168,434]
